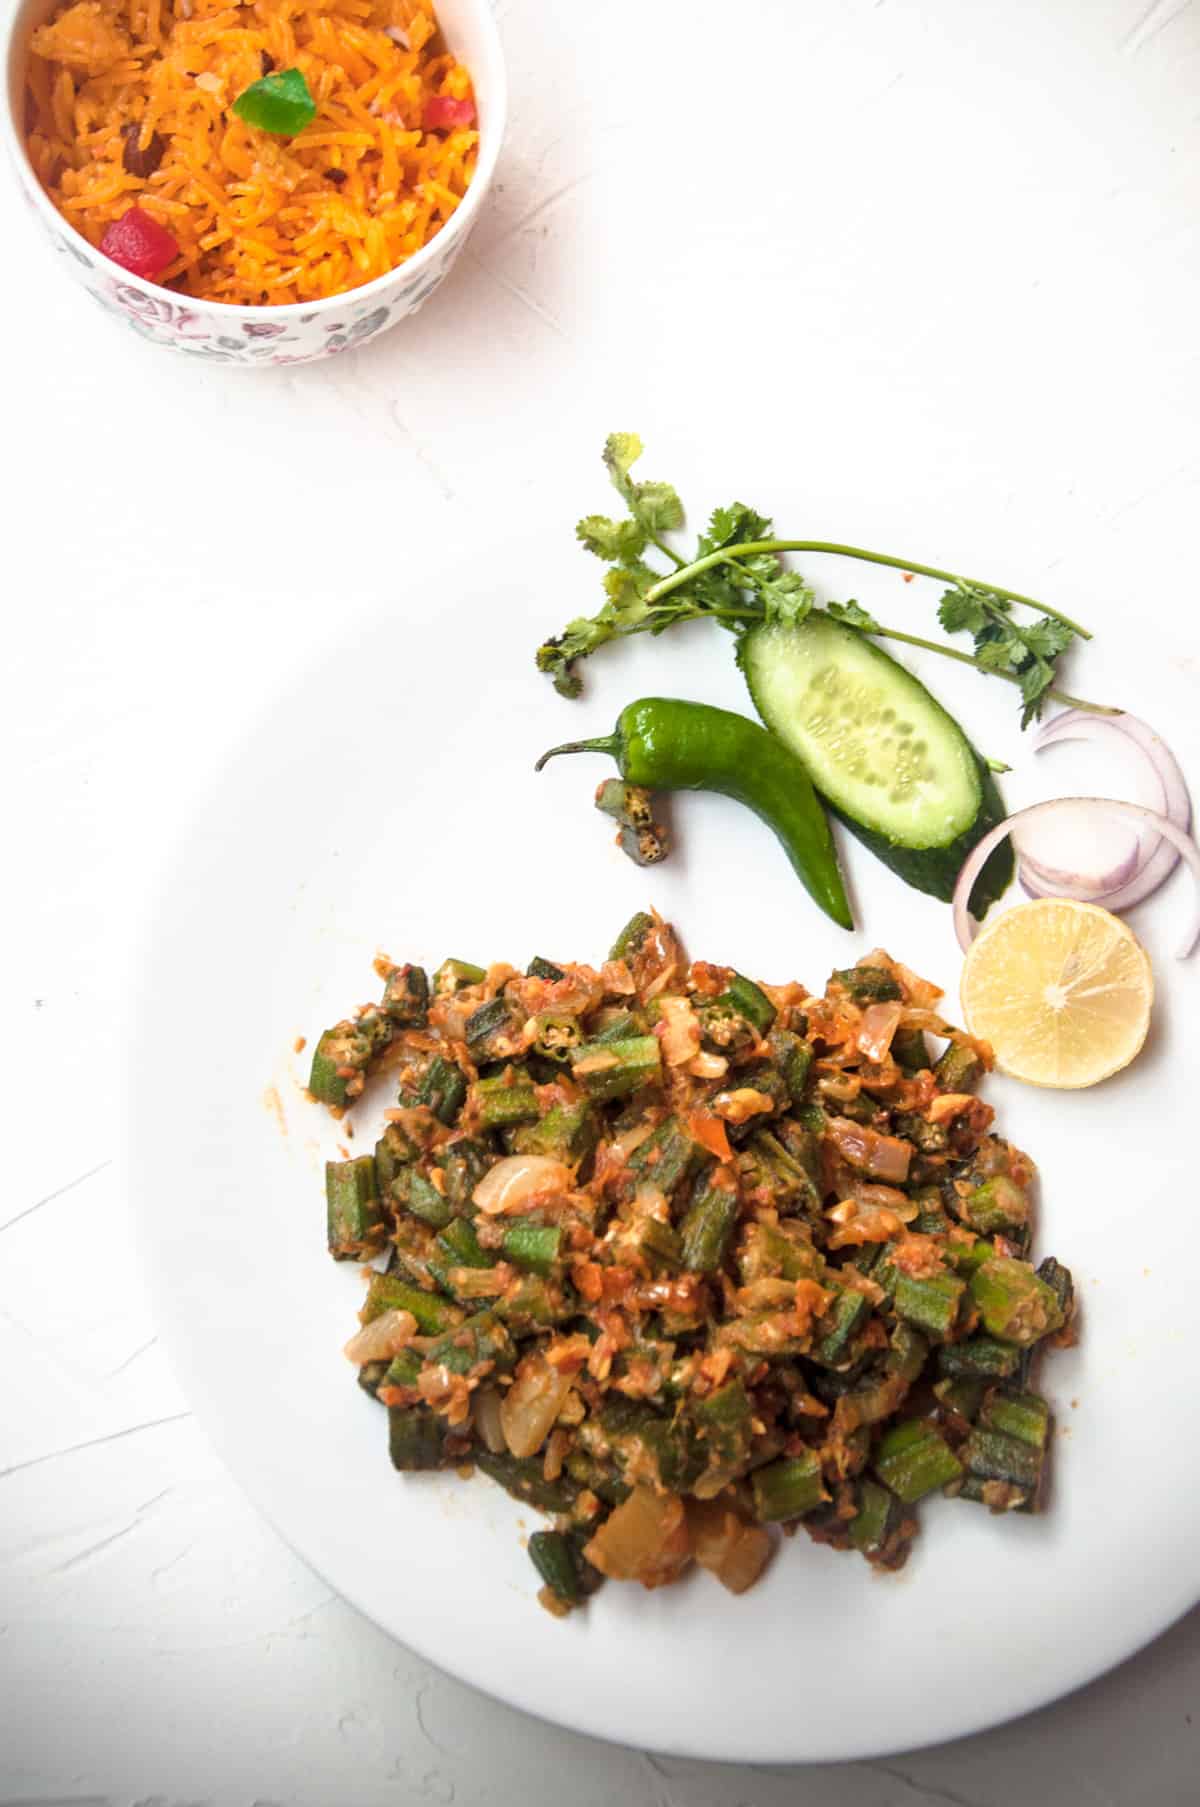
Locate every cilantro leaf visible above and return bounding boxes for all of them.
[632,480,684,535]
[739,552,785,584]
[575,514,648,561]
[1018,658,1056,725]
[602,561,659,625]
[974,635,1019,673]
[699,502,774,556]
[937,585,988,637]
[826,599,881,633]
[1021,616,1076,660]
[760,570,814,628]
[602,433,643,485]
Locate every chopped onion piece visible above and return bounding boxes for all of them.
[953,797,1200,960]
[500,1352,572,1458]
[473,1154,570,1216]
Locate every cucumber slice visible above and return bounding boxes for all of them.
[844,758,1014,913]
[739,613,1014,913]
[740,615,979,848]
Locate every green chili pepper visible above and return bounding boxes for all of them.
[536,697,852,929]
[232,67,316,136]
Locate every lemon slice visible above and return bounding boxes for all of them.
[960,898,1153,1089]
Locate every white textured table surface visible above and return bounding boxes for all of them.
[5,0,1200,1798]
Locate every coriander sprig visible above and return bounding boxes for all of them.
[536,434,1117,726]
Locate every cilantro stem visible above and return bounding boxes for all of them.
[650,534,686,569]
[870,624,1119,715]
[644,540,1092,640]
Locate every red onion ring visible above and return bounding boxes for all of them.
[953,797,1200,961]
[1018,839,1142,900]
[1016,712,1192,910]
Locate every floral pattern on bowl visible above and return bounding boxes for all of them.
[4,0,504,366]
[40,219,467,365]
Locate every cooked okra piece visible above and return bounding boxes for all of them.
[962,1176,1030,1238]
[464,995,522,1060]
[374,1122,417,1195]
[474,1071,541,1128]
[830,965,901,1003]
[945,1235,996,1279]
[531,1014,583,1065]
[874,1420,963,1502]
[960,1426,1043,1492]
[475,1449,581,1514]
[381,963,429,1025]
[501,1223,563,1275]
[894,1272,968,1342]
[737,1219,824,1285]
[422,1310,515,1378]
[326,1155,385,1259]
[495,1272,567,1333]
[909,1185,951,1236]
[890,1024,929,1073]
[571,1034,662,1102]
[592,1008,648,1044]
[432,1217,493,1286]
[594,779,656,828]
[751,1451,828,1522]
[526,956,565,981]
[627,1115,706,1196]
[893,1112,948,1155]
[886,1320,929,1382]
[357,1359,389,1400]
[969,1256,1065,1347]
[627,1215,682,1270]
[608,911,656,962]
[747,1128,821,1213]
[434,959,486,996]
[309,1013,391,1107]
[399,1055,467,1127]
[716,974,777,1035]
[389,1216,440,1289]
[933,1375,986,1423]
[512,1101,599,1166]
[848,1478,904,1556]
[934,1040,985,1094]
[978,1387,1051,1450]
[690,1379,755,1490]
[617,821,669,866]
[391,1164,453,1230]
[1035,1256,1075,1327]
[595,1400,701,1492]
[596,782,670,866]
[388,1405,451,1471]
[813,1288,870,1366]
[936,1336,1023,1381]
[958,1475,1035,1512]
[766,1028,812,1102]
[528,1528,596,1608]
[679,1168,741,1273]
[434,1139,493,1212]
[698,981,773,1051]
[380,1347,422,1390]
[361,1271,460,1335]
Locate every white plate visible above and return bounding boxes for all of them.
[129,565,1200,1763]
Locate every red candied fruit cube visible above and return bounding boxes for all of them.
[421,95,475,131]
[99,206,180,281]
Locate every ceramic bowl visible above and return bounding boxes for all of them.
[2,0,506,365]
